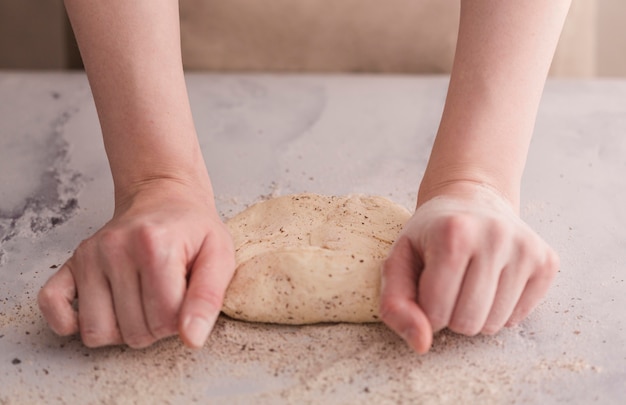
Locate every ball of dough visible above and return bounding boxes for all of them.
[222,193,411,324]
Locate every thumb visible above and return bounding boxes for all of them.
[380,235,433,354]
[179,236,235,348]
[38,263,79,336]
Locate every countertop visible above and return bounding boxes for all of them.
[0,72,624,404]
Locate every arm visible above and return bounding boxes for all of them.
[381,0,570,353]
[420,0,571,208]
[38,0,235,348]
[66,0,207,197]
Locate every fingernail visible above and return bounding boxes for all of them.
[183,313,217,348]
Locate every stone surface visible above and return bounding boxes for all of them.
[0,73,624,403]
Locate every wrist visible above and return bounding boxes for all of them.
[105,127,213,209]
[417,174,521,214]
[112,169,215,216]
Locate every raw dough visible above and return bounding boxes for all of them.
[222,193,411,324]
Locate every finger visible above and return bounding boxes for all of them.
[38,264,79,336]
[107,264,156,349]
[481,264,526,334]
[72,260,124,348]
[507,250,559,326]
[447,229,511,336]
[380,236,433,354]
[140,250,186,340]
[179,233,236,348]
[417,218,473,332]
[481,248,532,334]
[448,256,502,336]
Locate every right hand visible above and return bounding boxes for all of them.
[38,180,236,349]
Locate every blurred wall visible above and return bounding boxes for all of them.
[597,0,626,76]
[0,0,624,77]
[178,0,596,76]
[0,0,80,69]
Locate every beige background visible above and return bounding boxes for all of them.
[0,0,623,77]
[597,0,626,76]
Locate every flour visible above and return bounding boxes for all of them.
[1,296,598,404]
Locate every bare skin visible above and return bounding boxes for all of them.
[38,0,570,352]
[380,0,569,353]
[37,0,235,349]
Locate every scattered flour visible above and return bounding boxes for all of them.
[0,297,599,405]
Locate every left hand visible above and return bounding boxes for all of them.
[379,183,559,353]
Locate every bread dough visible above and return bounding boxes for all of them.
[222,193,411,324]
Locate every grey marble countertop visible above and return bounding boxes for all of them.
[0,72,624,404]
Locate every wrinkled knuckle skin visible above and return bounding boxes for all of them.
[81,329,115,348]
[124,334,156,350]
[149,321,178,339]
[448,319,482,337]
[378,299,404,325]
[481,323,502,336]
[37,286,55,314]
[189,288,224,314]
[37,287,74,336]
[423,311,448,333]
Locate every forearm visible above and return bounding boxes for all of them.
[419,0,571,211]
[65,0,210,204]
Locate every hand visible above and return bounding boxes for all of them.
[38,180,235,349]
[380,183,559,354]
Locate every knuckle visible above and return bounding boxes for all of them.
[188,287,224,313]
[135,222,165,249]
[508,309,527,327]
[486,221,511,250]
[38,288,77,336]
[543,249,561,274]
[514,238,533,259]
[149,323,177,339]
[81,328,116,348]
[481,323,502,336]
[73,238,97,264]
[424,312,448,332]
[124,335,156,350]
[531,249,560,282]
[37,286,56,311]
[381,249,402,279]
[134,224,170,269]
[434,215,474,254]
[449,319,482,337]
[81,334,104,348]
[48,318,77,337]
[378,298,406,324]
[384,235,410,262]
[97,228,126,253]
[148,316,178,339]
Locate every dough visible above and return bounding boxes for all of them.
[222,193,411,324]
